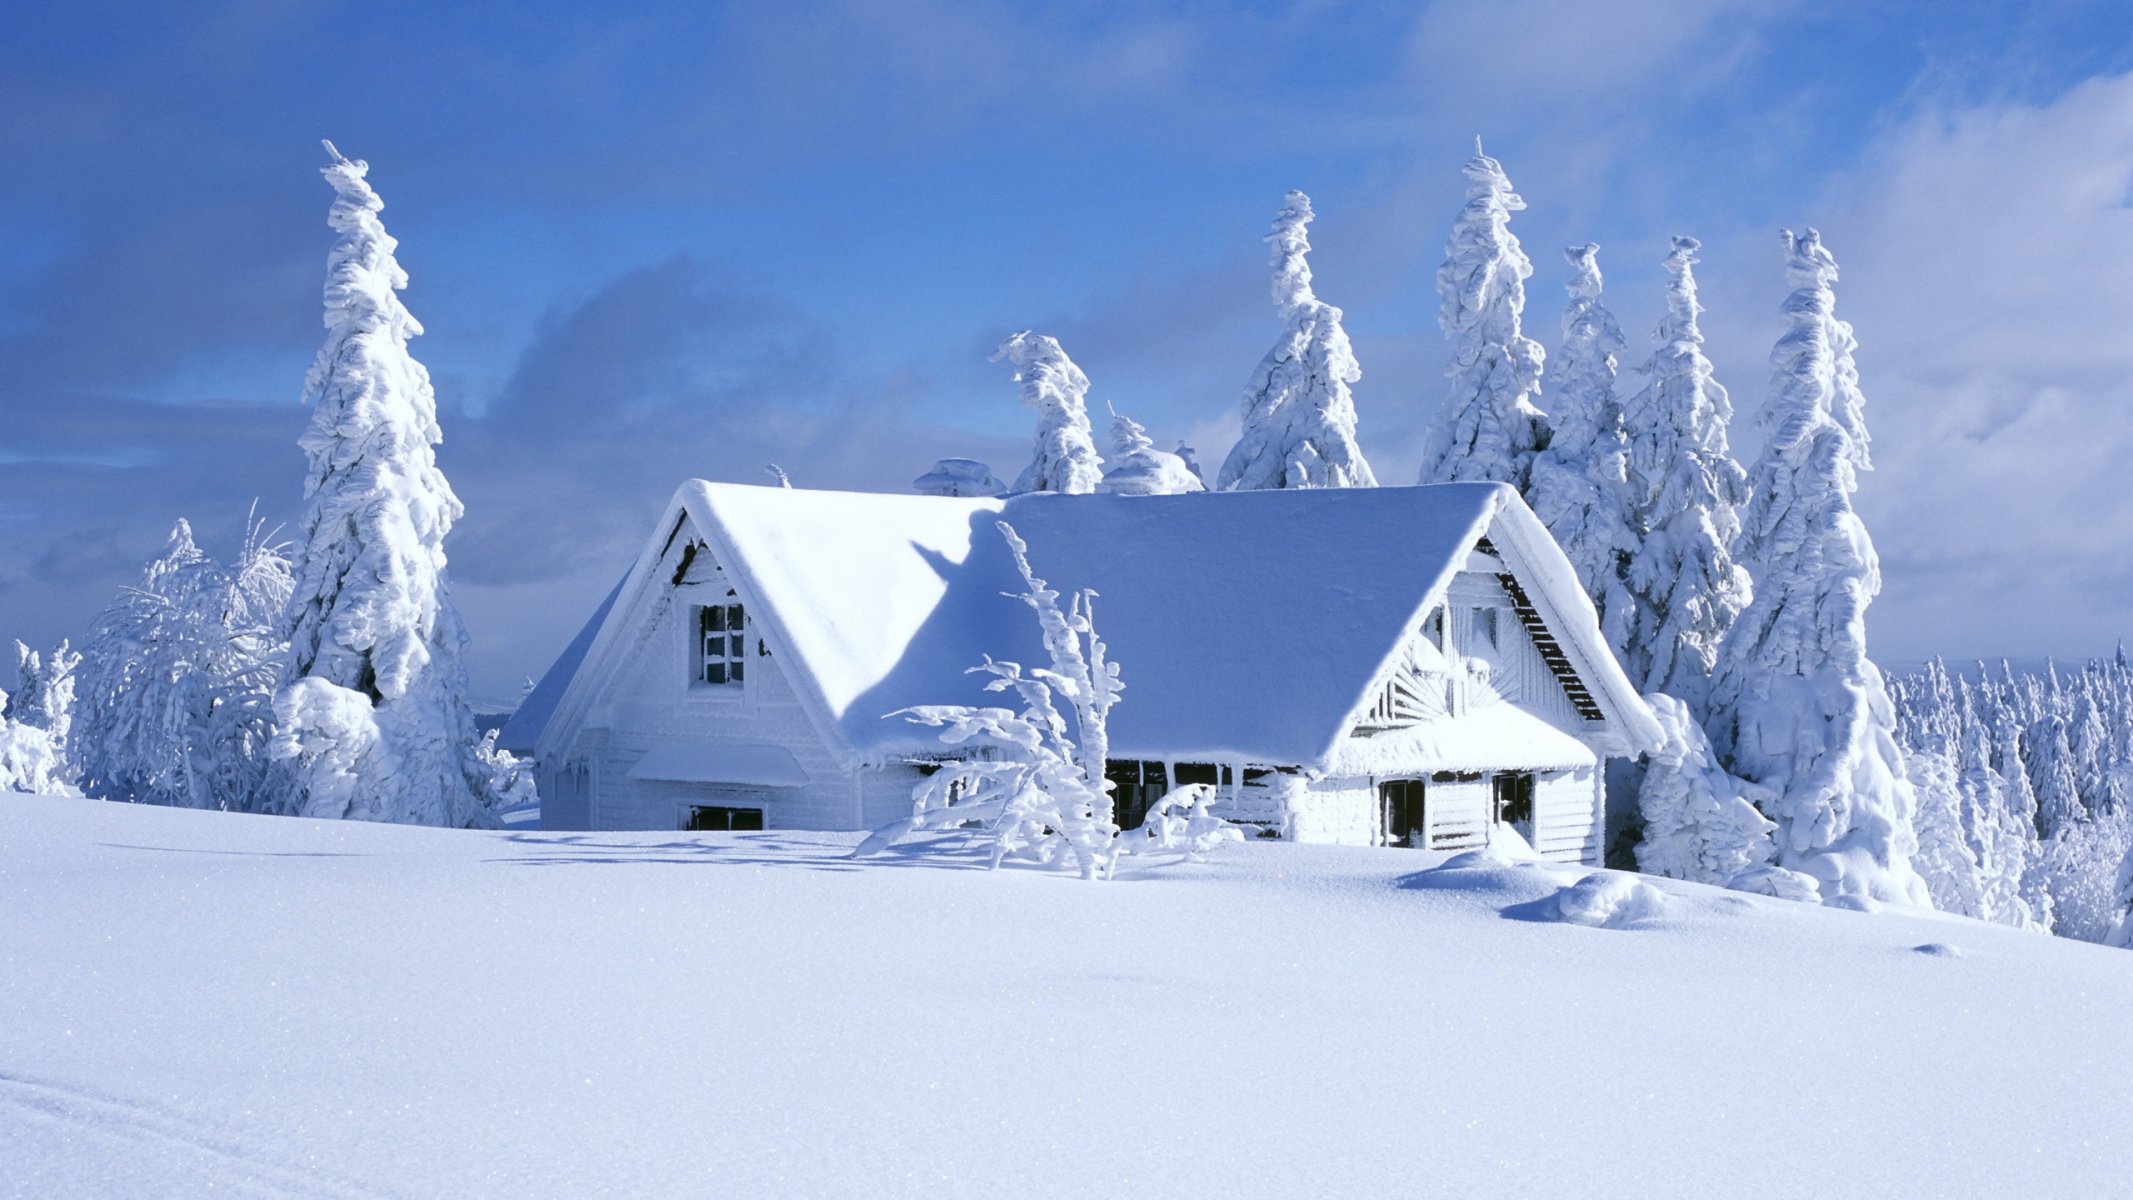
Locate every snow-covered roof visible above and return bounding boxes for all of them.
[498,575,622,755]
[528,481,1660,772]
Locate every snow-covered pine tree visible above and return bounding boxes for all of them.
[1634,692,1781,887]
[272,142,505,828]
[1708,228,1928,907]
[1218,190,1377,490]
[862,521,1126,879]
[994,331,1103,495]
[1101,406,1204,496]
[1525,243,1635,650]
[74,517,292,810]
[1619,236,1752,710]
[1417,140,1546,490]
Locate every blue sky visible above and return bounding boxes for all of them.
[5,0,2133,703]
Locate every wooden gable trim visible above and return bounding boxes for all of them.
[1475,536,1607,722]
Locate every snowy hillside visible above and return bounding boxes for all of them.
[4,796,2130,1198]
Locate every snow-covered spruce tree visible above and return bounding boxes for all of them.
[1707,229,1928,907]
[1619,236,1752,711]
[862,521,1126,879]
[1417,141,1546,490]
[1101,406,1204,496]
[1525,243,1636,650]
[994,331,1103,495]
[74,517,293,811]
[272,142,508,828]
[2111,846,2133,948]
[1217,190,1377,491]
[1634,693,1784,888]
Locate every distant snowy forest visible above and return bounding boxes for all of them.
[3,139,2130,948]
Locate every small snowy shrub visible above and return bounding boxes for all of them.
[1127,784,1245,860]
[0,687,75,796]
[863,521,1125,879]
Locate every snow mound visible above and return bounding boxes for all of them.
[1549,872,1672,929]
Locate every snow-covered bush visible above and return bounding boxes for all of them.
[863,520,1125,879]
[8,640,79,752]
[1525,243,1636,652]
[1129,784,1245,860]
[1417,141,1546,490]
[913,458,1006,497]
[73,518,291,811]
[273,142,507,828]
[1101,408,1204,496]
[1634,693,1781,890]
[0,687,73,796]
[1218,190,1377,490]
[1708,230,1927,908]
[1619,236,1751,710]
[994,332,1104,495]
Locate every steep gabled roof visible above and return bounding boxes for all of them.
[528,481,1659,771]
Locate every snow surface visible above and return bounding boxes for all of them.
[5,796,2130,1198]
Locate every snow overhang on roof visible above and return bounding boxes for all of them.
[626,744,810,788]
[1325,703,1597,777]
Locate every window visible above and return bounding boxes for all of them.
[696,603,747,686]
[1470,607,1499,652]
[684,804,764,831]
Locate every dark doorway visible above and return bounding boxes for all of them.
[1380,779,1426,848]
[685,805,764,832]
[1493,772,1535,837]
[1104,761,1169,831]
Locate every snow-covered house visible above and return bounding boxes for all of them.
[504,482,1661,862]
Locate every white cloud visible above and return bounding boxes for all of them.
[1791,71,2133,660]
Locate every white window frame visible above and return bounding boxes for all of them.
[694,601,749,689]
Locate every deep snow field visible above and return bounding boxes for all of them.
[4,795,2130,1198]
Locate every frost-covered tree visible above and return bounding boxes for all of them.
[0,694,71,795]
[1708,229,1928,907]
[8,640,79,755]
[994,331,1103,495]
[1525,243,1635,649]
[1218,191,1377,490]
[1620,237,1752,710]
[1635,693,1781,887]
[74,518,292,810]
[1417,141,1546,490]
[2111,846,2133,948]
[1101,407,1204,496]
[272,142,506,828]
[862,521,1125,879]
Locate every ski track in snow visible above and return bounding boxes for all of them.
[0,1072,395,1200]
